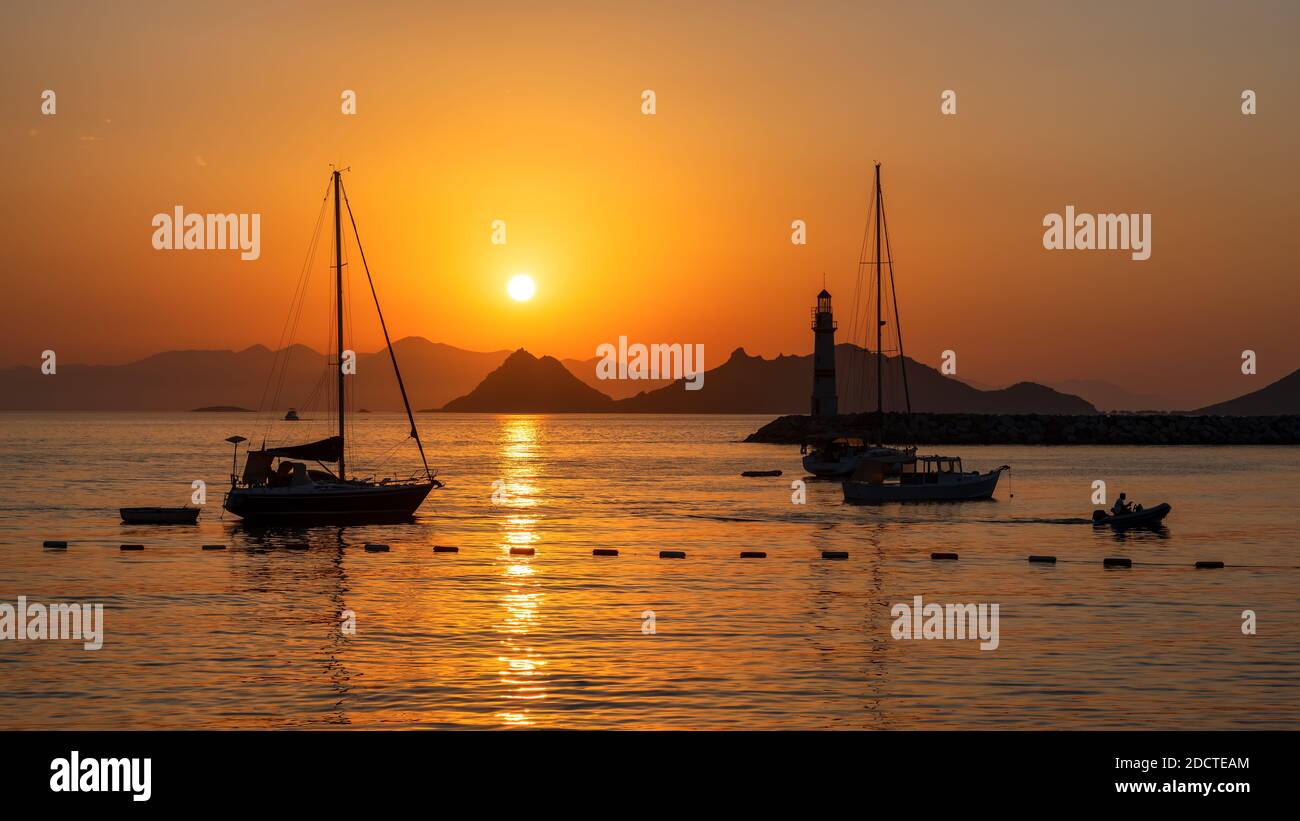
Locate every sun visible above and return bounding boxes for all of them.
[507,274,536,302]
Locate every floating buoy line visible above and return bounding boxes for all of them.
[36,540,1300,570]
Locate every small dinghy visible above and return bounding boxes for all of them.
[741,469,783,477]
[120,507,201,525]
[1092,503,1171,529]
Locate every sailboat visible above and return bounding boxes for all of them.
[801,162,917,479]
[841,163,1008,504]
[223,169,441,524]
[801,436,913,478]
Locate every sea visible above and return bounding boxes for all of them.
[0,412,1296,729]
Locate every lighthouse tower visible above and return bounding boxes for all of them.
[810,289,838,417]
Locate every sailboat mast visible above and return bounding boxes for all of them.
[874,162,884,446]
[333,169,346,480]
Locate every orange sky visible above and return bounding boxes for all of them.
[2,0,1298,407]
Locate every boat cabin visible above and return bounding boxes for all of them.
[900,455,968,484]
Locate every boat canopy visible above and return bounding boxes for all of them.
[240,436,343,485]
[263,436,343,462]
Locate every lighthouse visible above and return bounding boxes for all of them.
[810,288,838,417]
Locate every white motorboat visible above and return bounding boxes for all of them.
[843,454,1008,503]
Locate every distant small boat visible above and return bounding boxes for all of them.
[1092,503,1171,529]
[284,408,300,421]
[741,469,783,477]
[120,507,201,524]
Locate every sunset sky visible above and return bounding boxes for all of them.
[3,0,1298,407]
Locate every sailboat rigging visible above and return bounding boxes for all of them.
[802,163,915,478]
[222,169,441,524]
[841,163,1009,503]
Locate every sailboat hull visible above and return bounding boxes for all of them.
[223,481,435,524]
[803,447,915,478]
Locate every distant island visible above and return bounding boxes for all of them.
[432,349,616,412]
[191,405,253,413]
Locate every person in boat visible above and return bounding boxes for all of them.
[1112,493,1132,516]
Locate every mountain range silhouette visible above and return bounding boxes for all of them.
[4,336,1295,415]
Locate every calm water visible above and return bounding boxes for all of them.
[1,412,1297,729]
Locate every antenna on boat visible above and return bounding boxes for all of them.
[224,435,247,485]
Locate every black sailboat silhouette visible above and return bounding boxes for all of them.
[841,164,1009,502]
[223,169,441,524]
[802,162,916,478]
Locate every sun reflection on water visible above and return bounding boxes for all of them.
[494,416,548,726]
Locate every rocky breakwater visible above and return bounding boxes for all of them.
[745,412,1300,445]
